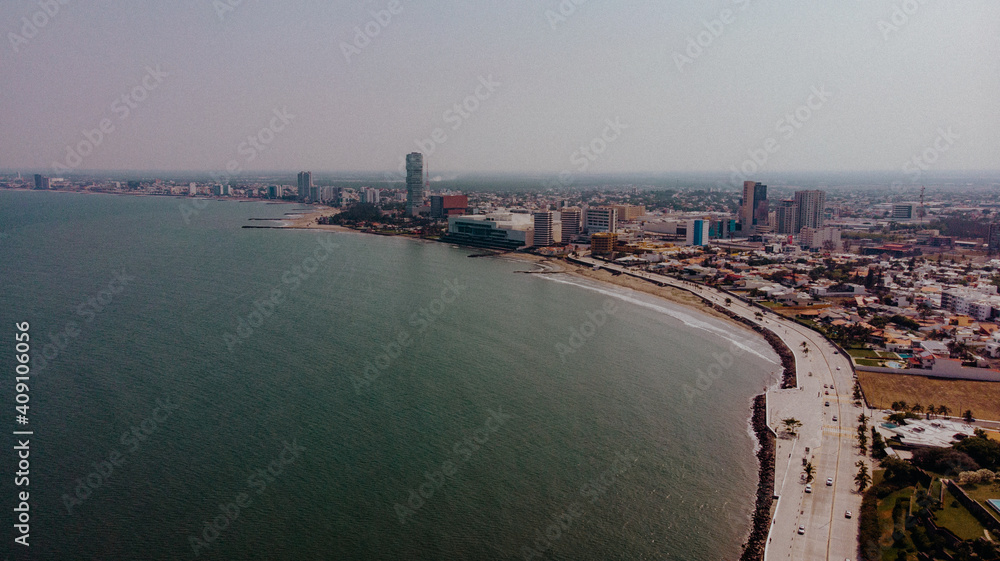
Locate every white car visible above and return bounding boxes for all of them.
[805,484,812,493]
[797,525,805,535]
[845,510,852,519]
[826,478,833,486]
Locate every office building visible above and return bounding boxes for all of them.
[988,223,1000,252]
[405,152,424,216]
[361,187,381,205]
[686,219,707,246]
[429,195,469,219]
[442,213,534,250]
[774,199,797,235]
[585,207,618,233]
[33,174,50,190]
[611,204,645,222]
[297,171,312,201]
[799,226,841,250]
[189,182,198,196]
[741,181,768,235]
[892,203,920,220]
[794,190,826,231]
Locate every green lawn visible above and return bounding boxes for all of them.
[856,358,884,367]
[961,483,1000,525]
[848,348,881,358]
[935,489,989,541]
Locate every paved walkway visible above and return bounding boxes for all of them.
[571,259,869,560]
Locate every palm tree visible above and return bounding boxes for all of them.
[724,297,732,307]
[926,404,936,419]
[803,462,815,483]
[782,418,802,437]
[857,413,869,426]
[911,403,923,415]
[937,405,950,418]
[855,461,871,492]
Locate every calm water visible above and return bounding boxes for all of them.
[0,190,778,560]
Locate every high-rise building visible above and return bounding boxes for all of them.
[741,181,768,235]
[189,182,198,196]
[560,208,581,240]
[405,152,424,216]
[794,190,825,232]
[590,232,617,255]
[892,203,920,220]
[533,211,554,247]
[361,187,381,205]
[686,219,707,246]
[33,174,50,190]
[297,171,312,201]
[267,185,280,199]
[774,199,798,235]
[585,207,618,233]
[611,204,645,222]
[988,223,1000,252]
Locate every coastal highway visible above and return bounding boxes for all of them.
[570,258,869,560]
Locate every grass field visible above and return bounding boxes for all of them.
[858,371,1000,421]
[936,488,989,541]
[848,348,881,358]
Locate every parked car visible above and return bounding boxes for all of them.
[798,525,805,535]
[805,484,812,493]
[832,416,837,422]
[826,478,833,486]
[845,510,852,519]
[825,401,830,406]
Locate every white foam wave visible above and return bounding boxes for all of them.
[540,274,779,364]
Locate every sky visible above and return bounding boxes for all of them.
[1,0,998,177]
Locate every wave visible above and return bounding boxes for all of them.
[539,274,779,364]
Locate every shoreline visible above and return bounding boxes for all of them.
[274,215,793,560]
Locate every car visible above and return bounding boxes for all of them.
[797,525,805,535]
[825,401,830,406]
[845,510,852,519]
[826,478,833,486]
[836,366,841,370]
[805,484,812,493]
[832,416,838,422]
[825,390,829,395]
[823,384,828,388]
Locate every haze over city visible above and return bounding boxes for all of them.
[3,1,998,175]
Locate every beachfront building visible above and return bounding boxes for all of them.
[406,152,424,216]
[590,232,617,255]
[442,213,534,250]
[430,195,469,219]
[585,207,618,233]
[560,208,582,240]
[533,211,555,246]
[297,171,312,202]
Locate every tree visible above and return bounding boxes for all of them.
[964,409,975,424]
[855,461,871,492]
[857,413,869,426]
[926,404,936,419]
[911,403,923,415]
[871,428,887,459]
[937,405,950,418]
[724,297,732,307]
[803,461,815,483]
[782,418,802,437]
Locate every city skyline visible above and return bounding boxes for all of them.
[2,2,998,176]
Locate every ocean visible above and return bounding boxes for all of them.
[0,190,779,560]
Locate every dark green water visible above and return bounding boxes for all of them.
[0,190,778,560]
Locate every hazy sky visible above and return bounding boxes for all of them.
[2,1,998,176]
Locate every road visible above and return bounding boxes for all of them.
[571,258,869,560]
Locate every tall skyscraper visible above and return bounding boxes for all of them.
[774,199,798,235]
[405,152,424,216]
[560,208,581,239]
[33,174,49,190]
[793,190,825,232]
[533,211,554,246]
[988,223,1000,252]
[741,181,768,235]
[297,171,312,201]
